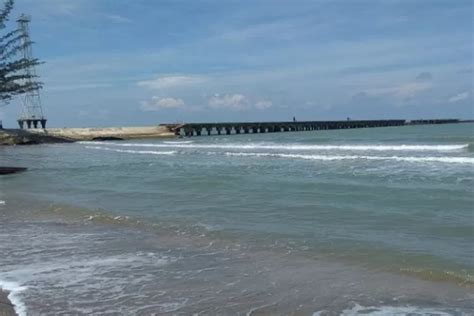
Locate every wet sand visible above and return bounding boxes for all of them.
[0,291,16,316]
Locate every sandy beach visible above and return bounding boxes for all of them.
[0,126,175,145]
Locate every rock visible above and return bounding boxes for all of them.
[0,290,16,316]
[92,136,124,141]
[0,167,27,175]
[0,129,73,145]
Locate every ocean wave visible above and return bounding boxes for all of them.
[225,152,474,164]
[313,303,465,316]
[0,279,27,316]
[163,141,194,144]
[80,141,469,152]
[83,144,473,164]
[85,146,177,155]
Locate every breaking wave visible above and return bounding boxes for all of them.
[85,146,177,155]
[313,303,468,316]
[225,152,474,164]
[83,144,473,164]
[163,141,194,144]
[80,141,469,152]
[0,279,27,316]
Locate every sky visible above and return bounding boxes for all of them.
[0,0,473,127]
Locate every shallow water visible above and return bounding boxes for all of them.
[0,123,473,315]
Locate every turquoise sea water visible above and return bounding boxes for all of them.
[1,123,473,315]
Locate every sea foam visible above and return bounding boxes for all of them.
[225,152,474,164]
[80,142,469,152]
[313,303,464,316]
[85,146,177,155]
[0,279,27,316]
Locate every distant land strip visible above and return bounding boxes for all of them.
[0,119,471,145]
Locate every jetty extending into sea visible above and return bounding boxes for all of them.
[164,119,461,137]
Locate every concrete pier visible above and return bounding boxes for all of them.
[166,120,408,137]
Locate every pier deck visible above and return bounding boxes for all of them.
[164,120,405,137]
[163,119,462,137]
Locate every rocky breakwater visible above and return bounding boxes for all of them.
[0,129,73,145]
[0,126,175,145]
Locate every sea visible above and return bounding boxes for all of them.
[0,123,473,315]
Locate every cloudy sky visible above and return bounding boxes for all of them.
[1,0,473,127]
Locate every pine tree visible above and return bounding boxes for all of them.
[0,0,41,103]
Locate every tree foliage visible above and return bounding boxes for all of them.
[0,0,42,103]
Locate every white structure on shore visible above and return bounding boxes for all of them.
[16,14,46,129]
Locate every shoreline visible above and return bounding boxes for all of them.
[0,290,17,316]
[2,121,471,146]
[0,126,176,145]
[1,123,473,314]
[1,192,473,314]
[2,198,474,314]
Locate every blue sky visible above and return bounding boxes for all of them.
[1,0,473,127]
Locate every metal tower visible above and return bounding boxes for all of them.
[16,14,46,129]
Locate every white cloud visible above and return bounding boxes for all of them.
[448,91,469,103]
[393,82,432,98]
[255,100,273,110]
[208,94,272,111]
[365,82,431,99]
[137,75,205,90]
[208,94,249,110]
[140,97,185,111]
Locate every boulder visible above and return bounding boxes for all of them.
[0,167,27,175]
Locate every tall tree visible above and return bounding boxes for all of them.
[0,0,42,103]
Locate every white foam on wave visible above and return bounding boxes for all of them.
[79,141,469,152]
[1,252,177,315]
[85,146,177,155]
[0,279,28,316]
[313,303,463,315]
[225,152,474,164]
[163,140,194,144]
